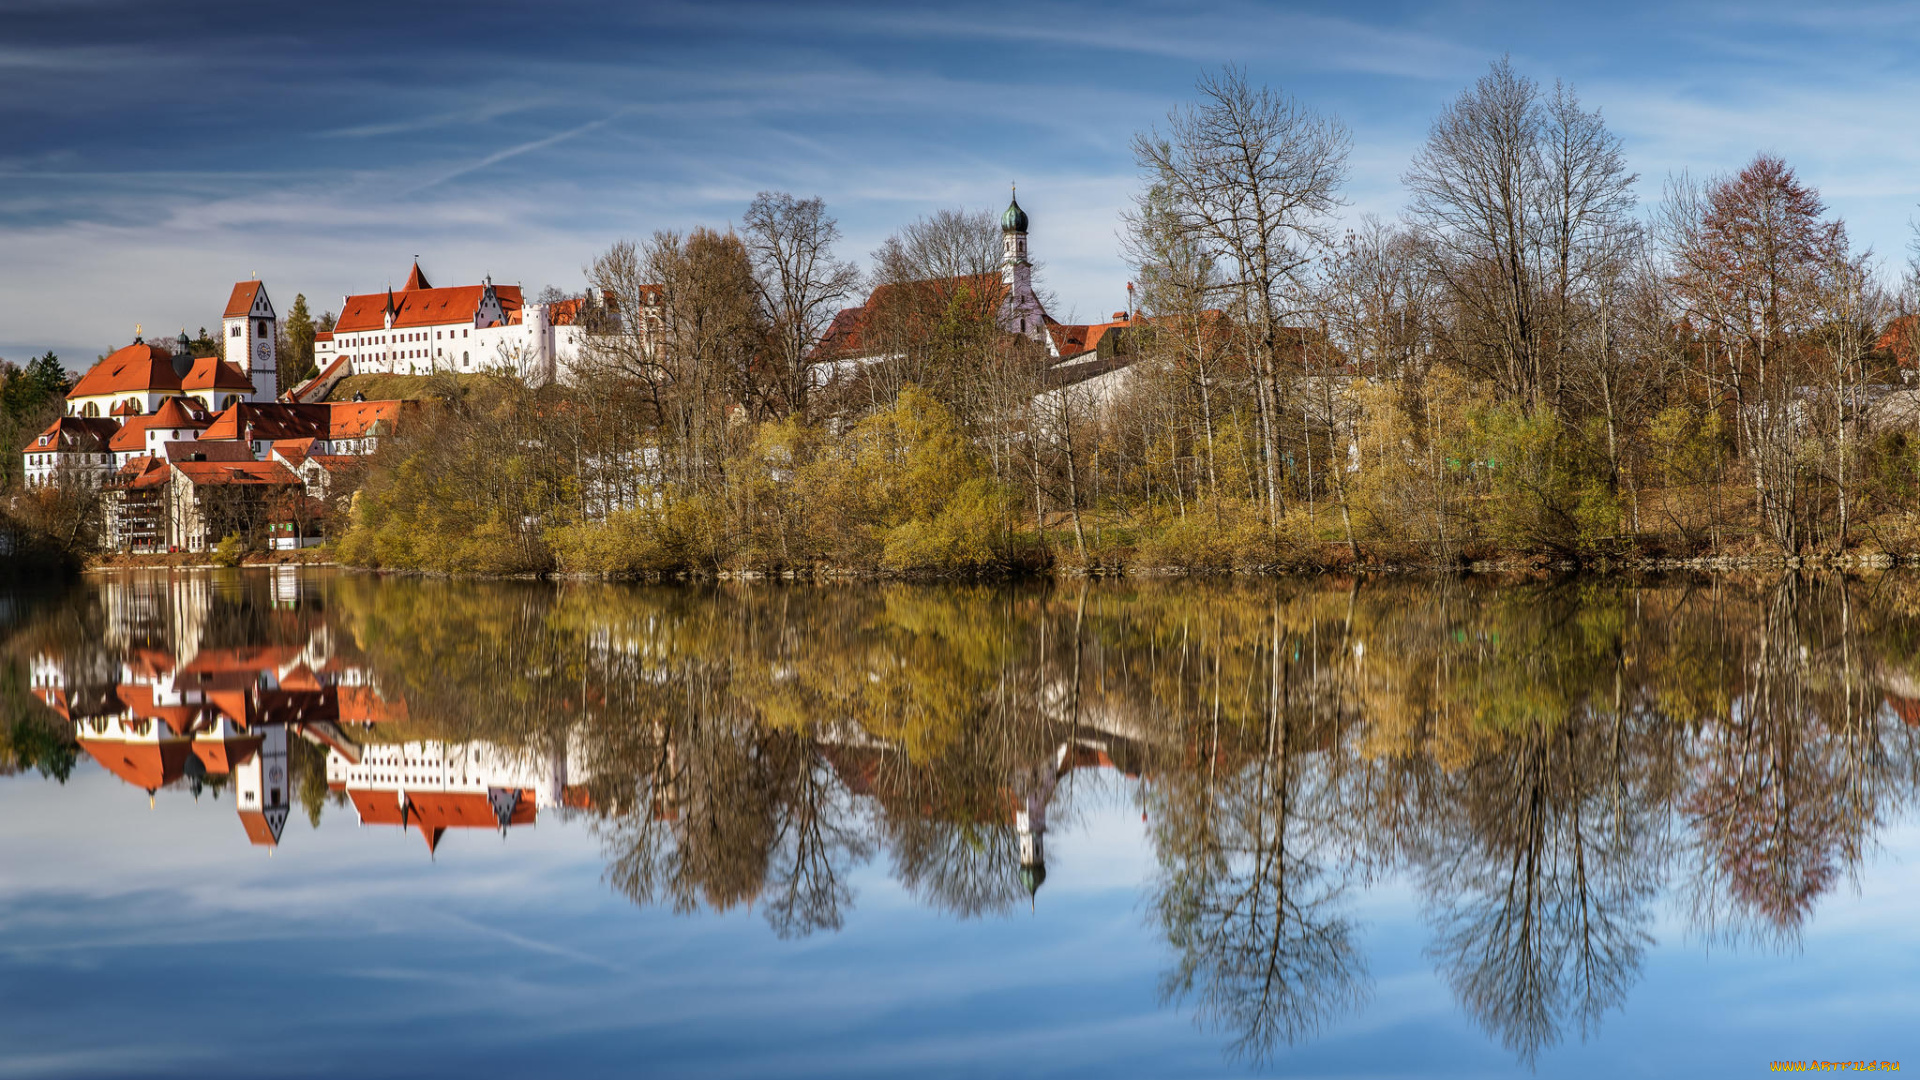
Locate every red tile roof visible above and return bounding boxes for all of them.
[172,460,301,487]
[79,738,193,792]
[22,416,118,455]
[166,440,253,463]
[182,356,255,392]
[271,438,316,468]
[68,343,185,399]
[811,274,1006,360]
[238,810,283,847]
[328,399,411,439]
[333,283,523,334]
[224,281,265,319]
[349,789,537,851]
[314,330,334,343]
[402,262,431,291]
[200,402,331,443]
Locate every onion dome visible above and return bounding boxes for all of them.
[1002,191,1028,233]
[1020,861,1046,897]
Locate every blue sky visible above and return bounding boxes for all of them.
[3,0,1918,368]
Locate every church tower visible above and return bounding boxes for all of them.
[998,187,1048,344]
[222,280,278,401]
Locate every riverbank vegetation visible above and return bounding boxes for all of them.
[324,61,1920,576]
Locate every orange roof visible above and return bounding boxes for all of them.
[811,274,1006,360]
[238,810,283,847]
[106,398,208,453]
[348,789,537,852]
[22,416,118,455]
[333,283,523,334]
[182,356,255,392]
[172,460,301,487]
[116,683,201,735]
[200,402,331,443]
[271,438,316,468]
[167,440,253,463]
[308,454,362,474]
[115,454,172,489]
[314,330,334,343]
[402,262,431,291]
[191,733,262,775]
[328,399,410,439]
[337,686,409,723]
[79,738,194,792]
[224,281,265,319]
[68,343,185,399]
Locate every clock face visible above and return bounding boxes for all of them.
[256,341,269,359]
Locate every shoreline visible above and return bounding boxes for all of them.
[80,549,1920,578]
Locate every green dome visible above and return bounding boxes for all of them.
[1002,194,1028,233]
[1019,861,1046,896]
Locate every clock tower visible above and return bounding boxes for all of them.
[222,279,278,401]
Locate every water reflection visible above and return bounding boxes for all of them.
[4,569,1920,1067]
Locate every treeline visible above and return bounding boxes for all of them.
[329,61,1920,576]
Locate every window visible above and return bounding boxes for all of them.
[230,326,241,337]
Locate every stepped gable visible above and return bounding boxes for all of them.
[69,342,185,399]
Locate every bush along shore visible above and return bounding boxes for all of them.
[308,372,1920,582]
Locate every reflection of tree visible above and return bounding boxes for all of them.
[30,569,1920,1069]
[1420,706,1661,1063]
[1149,609,1366,1063]
[1679,577,1880,946]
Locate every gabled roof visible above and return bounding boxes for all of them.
[200,402,331,443]
[328,399,411,439]
[224,281,267,319]
[68,343,185,399]
[182,356,255,392]
[271,438,316,469]
[107,399,209,453]
[79,738,193,793]
[166,440,253,463]
[402,262,431,291]
[810,274,1007,361]
[172,460,301,487]
[314,330,333,343]
[115,454,172,489]
[23,416,118,455]
[333,282,523,333]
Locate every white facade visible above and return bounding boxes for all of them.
[223,286,278,402]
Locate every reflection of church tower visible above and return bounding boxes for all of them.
[236,723,289,847]
[1013,751,1064,903]
[1017,787,1047,901]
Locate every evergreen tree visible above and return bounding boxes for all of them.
[281,293,318,386]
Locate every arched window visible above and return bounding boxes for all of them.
[82,402,99,417]
[462,351,469,364]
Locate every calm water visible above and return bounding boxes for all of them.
[2,569,1917,1078]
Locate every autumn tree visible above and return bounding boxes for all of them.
[1666,155,1849,550]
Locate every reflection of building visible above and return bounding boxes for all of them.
[326,739,589,854]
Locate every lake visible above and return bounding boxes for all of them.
[1,569,1915,1078]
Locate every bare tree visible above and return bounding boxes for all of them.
[742,192,862,421]
[1133,66,1351,532]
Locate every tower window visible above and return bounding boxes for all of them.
[230,326,241,337]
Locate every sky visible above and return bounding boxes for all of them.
[3,0,1919,369]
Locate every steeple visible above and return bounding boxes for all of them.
[1000,184,1031,288]
[402,260,431,291]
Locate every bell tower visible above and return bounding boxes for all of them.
[222,279,278,401]
[997,186,1047,344]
